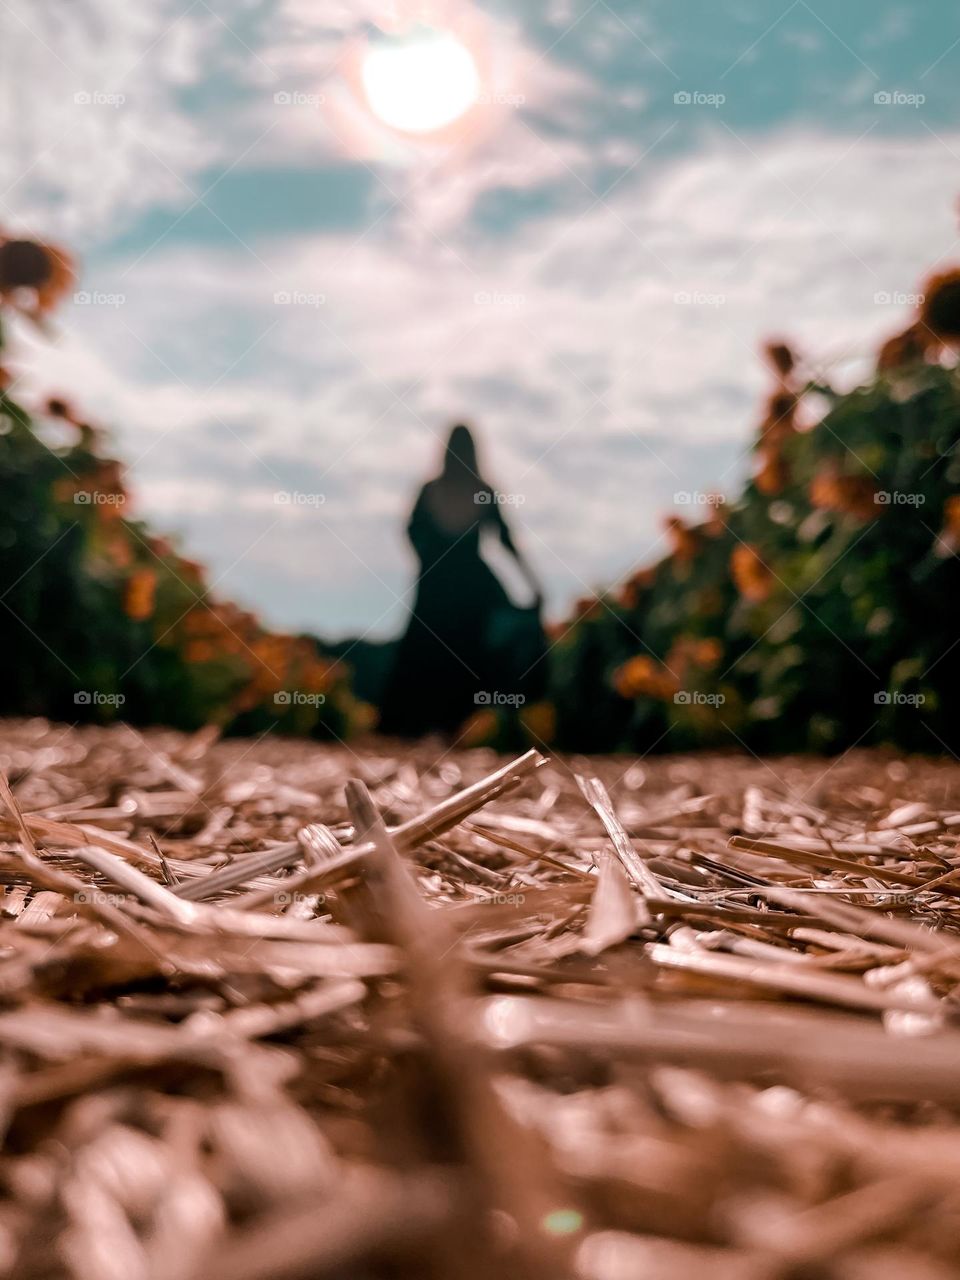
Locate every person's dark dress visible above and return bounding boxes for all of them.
[380,481,542,737]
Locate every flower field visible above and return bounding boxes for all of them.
[549,286,960,755]
[2,230,960,754]
[0,234,360,739]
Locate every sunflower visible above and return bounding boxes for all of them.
[574,596,601,621]
[613,654,679,701]
[920,268,960,343]
[124,568,158,622]
[459,707,499,746]
[758,390,797,446]
[0,237,76,317]
[665,633,723,678]
[693,637,723,668]
[617,566,655,609]
[876,322,935,372]
[520,700,556,744]
[663,516,701,565]
[762,339,796,380]
[0,240,52,290]
[809,468,878,521]
[730,543,774,603]
[755,448,789,496]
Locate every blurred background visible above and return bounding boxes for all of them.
[2,0,960,753]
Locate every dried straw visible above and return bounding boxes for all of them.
[3,719,960,1278]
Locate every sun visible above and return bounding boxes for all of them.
[361,28,481,135]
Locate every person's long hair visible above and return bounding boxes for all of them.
[440,423,482,489]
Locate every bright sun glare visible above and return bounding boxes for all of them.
[361,29,481,135]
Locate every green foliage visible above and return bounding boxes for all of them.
[0,388,360,738]
[550,362,960,754]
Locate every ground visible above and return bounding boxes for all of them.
[2,718,960,1279]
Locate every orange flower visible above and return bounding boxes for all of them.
[613,655,679,701]
[35,245,76,313]
[755,448,789,496]
[0,238,76,316]
[665,634,723,683]
[520,700,556,744]
[809,468,878,521]
[177,558,205,585]
[184,640,219,664]
[758,390,797,446]
[702,505,727,538]
[95,459,124,490]
[762,339,796,380]
[351,701,378,733]
[663,516,701,565]
[146,536,175,560]
[920,268,960,343]
[943,495,960,538]
[617,566,655,609]
[876,322,934,373]
[124,568,157,621]
[51,476,78,505]
[730,544,774,604]
[459,707,499,746]
[0,239,52,291]
[693,637,723,668]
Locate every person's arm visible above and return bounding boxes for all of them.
[491,496,543,606]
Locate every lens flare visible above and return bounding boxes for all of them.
[361,28,480,135]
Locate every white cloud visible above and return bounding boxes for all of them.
[8,125,960,634]
[0,0,223,241]
[3,0,600,257]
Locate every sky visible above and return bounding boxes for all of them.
[3,0,960,640]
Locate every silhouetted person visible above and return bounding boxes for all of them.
[380,423,546,738]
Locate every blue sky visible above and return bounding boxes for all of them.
[5,0,960,638]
